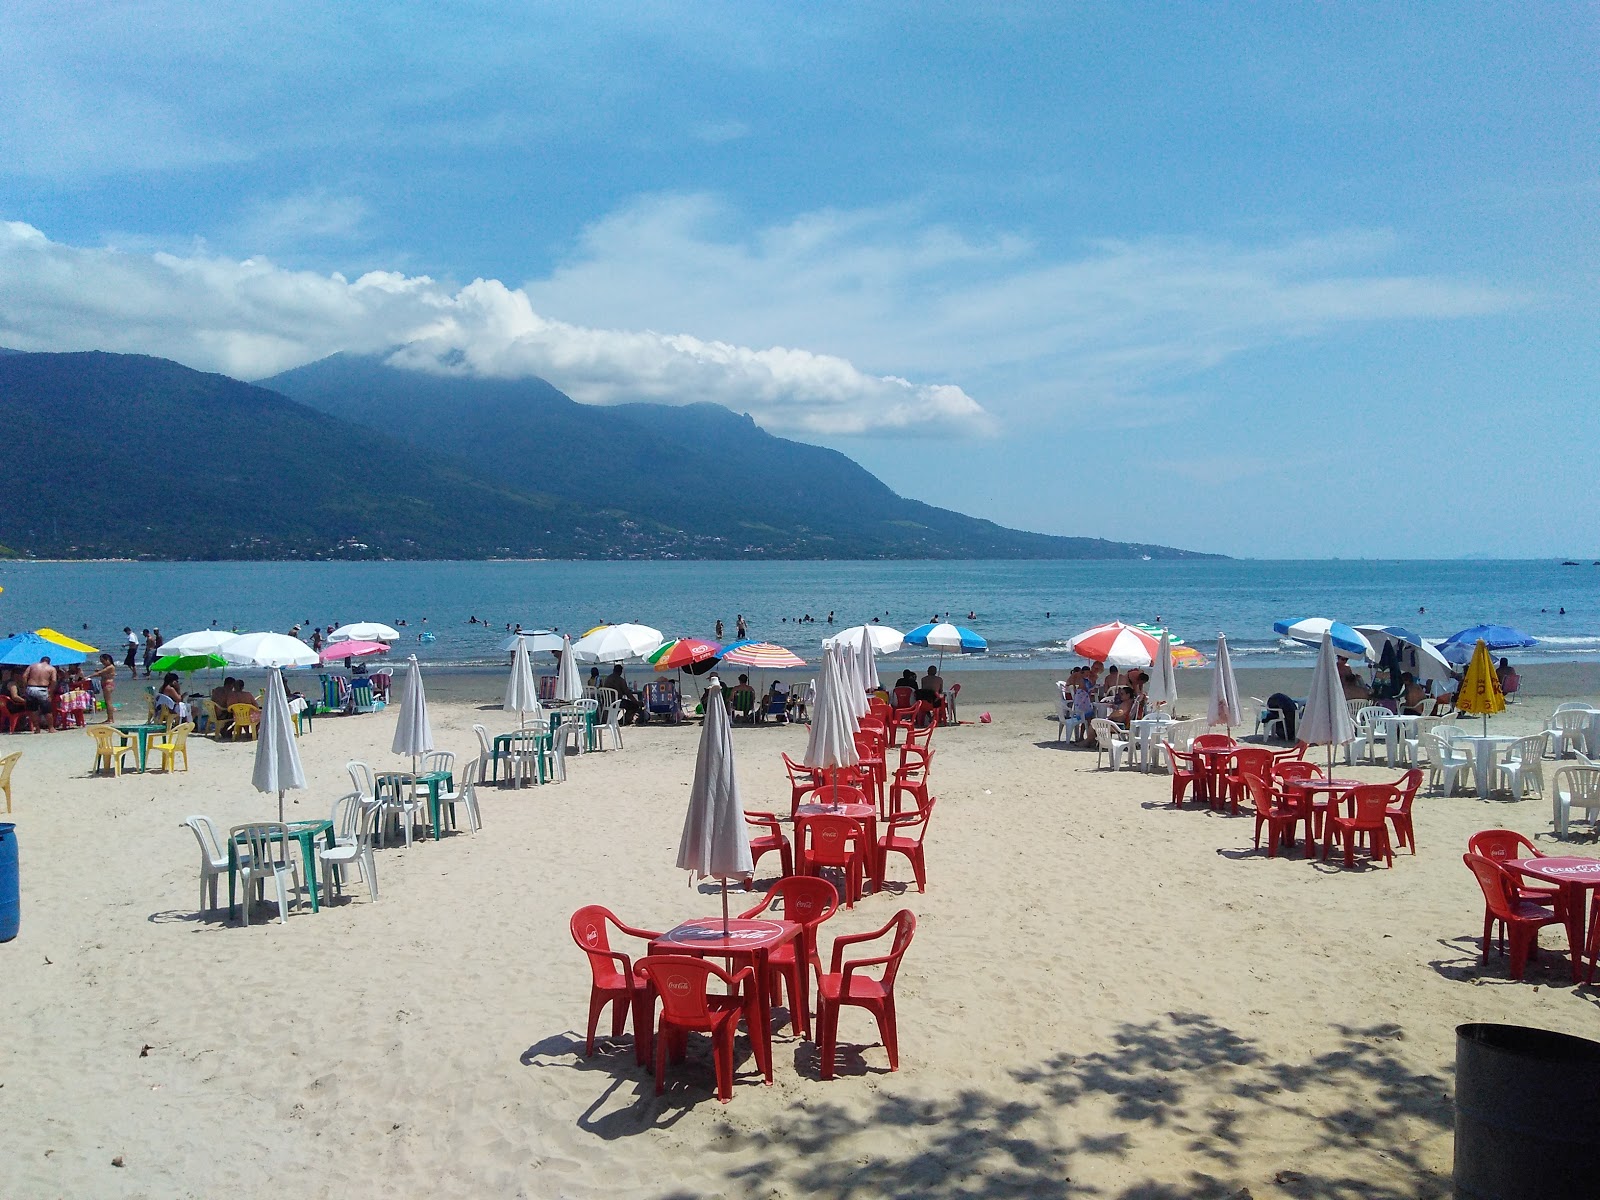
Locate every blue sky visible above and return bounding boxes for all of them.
[1,3,1595,557]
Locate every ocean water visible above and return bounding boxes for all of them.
[0,558,1595,672]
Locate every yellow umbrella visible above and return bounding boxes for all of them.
[1455,638,1505,734]
[37,628,99,654]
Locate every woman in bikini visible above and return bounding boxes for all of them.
[91,654,117,722]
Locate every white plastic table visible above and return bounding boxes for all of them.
[1454,733,1517,799]
[1130,715,1175,771]
[1377,714,1421,766]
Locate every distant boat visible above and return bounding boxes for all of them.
[1141,554,1152,561]
[1562,560,1579,566]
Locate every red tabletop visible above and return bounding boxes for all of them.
[796,802,875,822]
[1291,778,1362,791]
[652,916,796,956]
[1507,857,1600,886]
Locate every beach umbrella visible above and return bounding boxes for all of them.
[856,624,881,692]
[1299,632,1354,779]
[571,623,664,664]
[1147,630,1177,710]
[800,643,861,802]
[1455,639,1506,735]
[554,634,584,703]
[1066,621,1158,668]
[675,677,753,934]
[717,641,806,670]
[499,629,564,653]
[1273,618,1374,661]
[903,621,987,670]
[1353,625,1453,681]
[1206,633,1244,732]
[36,629,98,654]
[835,625,904,654]
[220,632,319,669]
[503,635,541,730]
[648,637,722,674]
[317,639,389,665]
[159,630,236,657]
[1438,624,1537,667]
[1134,624,1208,668]
[0,631,86,666]
[152,653,228,673]
[328,622,400,644]
[391,655,434,772]
[251,668,305,825]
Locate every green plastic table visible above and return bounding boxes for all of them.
[492,731,551,785]
[376,771,455,840]
[227,819,336,919]
[115,723,167,772]
[548,706,597,752]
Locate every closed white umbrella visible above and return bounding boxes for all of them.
[857,624,881,693]
[159,630,235,656]
[675,677,753,934]
[1206,633,1244,732]
[554,634,583,703]
[328,622,400,643]
[571,623,664,663]
[836,624,904,654]
[391,655,434,772]
[503,636,541,729]
[1148,630,1177,710]
[1299,631,1355,778]
[251,668,305,824]
[801,643,861,802]
[221,632,319,669]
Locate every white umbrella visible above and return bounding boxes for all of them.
[554,634,583,704]
[328,622,400,644]
[251,668,305,824]
[158,629,235,656]
[1206,633,1244,732]
[391,655,434,772]
[499,629,564,653]
[1148,630,1177,710]
[675,677,753,934]
[221,632,319,669]
[835,624,904,654]
[503,636,541,729]
[801,644,861,802]
[1299,631,1355,778]
[1352,625,1453,681]
[571,623,664,663]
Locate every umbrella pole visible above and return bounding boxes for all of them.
[721,878,730,937]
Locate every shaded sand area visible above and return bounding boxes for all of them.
[4,663,1599,1198]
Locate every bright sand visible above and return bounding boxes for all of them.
[4,662,1599,1198]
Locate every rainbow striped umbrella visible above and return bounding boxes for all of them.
[717,641,806,670]
[649,637,723,674]
[1135,624,1209,668]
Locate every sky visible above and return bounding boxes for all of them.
[1,2,1595,558]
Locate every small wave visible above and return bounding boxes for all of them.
[1527,635,1600,647]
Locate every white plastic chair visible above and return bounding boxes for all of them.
[1495,732,1549,800]
[572,698,599,752]
[597,701,624,751]
[183,815,242,919]
[548,724,575,781]
[1403,716,1441,765]
[329,792,365,849]
[1547,710,1594,758]
[1090,719,1130,770]
[473,723,496,781]
[1552,765,1600,839]
[1354,706,1392,764]
[1421,730,1473,796]
[1251,696,1285,741]
[1054,682,1073,744]
[437,759,482,836]
[319,801,378,902]
[231,822,301,926]
[346,760,376,804]
[375,773,424,848]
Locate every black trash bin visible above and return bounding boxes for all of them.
[1455,1023,1600,1199]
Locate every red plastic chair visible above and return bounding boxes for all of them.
[569,905,662,1059]
[876,796,934,891]
[799,813,866,907]
[886,692,917,744]
[1273,760,1321,784]
[1462,853,1562,981]
[889,760,931,816]
[815,909,917,1080]
[1323,785,1394,868]
[635,954,759,1103]
[1272,742,1310,764]
[1467,830,1559,906]
[1165,744,1201,807]
[797,782,868,812]
[739,876,838,1038]
[781,753,821,811]
[743,811,792,886]
[1385,769,1424,854]
[1245,776,1301,858]
[1225,747,1276,815]
[853,732,886,808]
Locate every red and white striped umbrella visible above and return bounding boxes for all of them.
[1066,621,1160,668]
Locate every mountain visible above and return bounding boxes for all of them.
[265,353,1220,560]
[0,349,1221,560]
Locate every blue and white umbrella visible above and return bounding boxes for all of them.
[1438,624,1537,667]
[1353,624,1452,679]
[904,622,986,652]
[1272,618,1374,662]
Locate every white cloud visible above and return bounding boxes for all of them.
[0,218,990,436]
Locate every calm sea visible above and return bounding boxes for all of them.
[0,559,1595,672]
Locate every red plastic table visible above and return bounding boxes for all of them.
[796,801,878,887]
[1193,745,1239,804]
[648,917,798,1082]
[1279,778,1360,856]
[1506,856,1600,982]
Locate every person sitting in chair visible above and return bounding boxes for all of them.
[1496,658,1521,698]
[604,663,644,725]
[1337,656,1372,702]
[1399,672,1428,715]
[155,672,190,722]
[917,665,944,706]
[728,674,757,721]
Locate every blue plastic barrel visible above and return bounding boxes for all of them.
[0,822,17,942]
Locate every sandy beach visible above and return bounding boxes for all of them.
[4,663,1599,1198]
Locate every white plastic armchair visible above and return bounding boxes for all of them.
[1354,706,1392,764]
[1552,765,1600,839]
[231,822,301,926]
[473,723,494,781]
[1495,732,1549,800]
[1547,710,1594,758]
[1251,696,1286,742]
[182,815,239,918]
[1090,719,1131,771]
[319,801,378,902]
[1054,682,1073,744]
[1421,731,1473,796]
